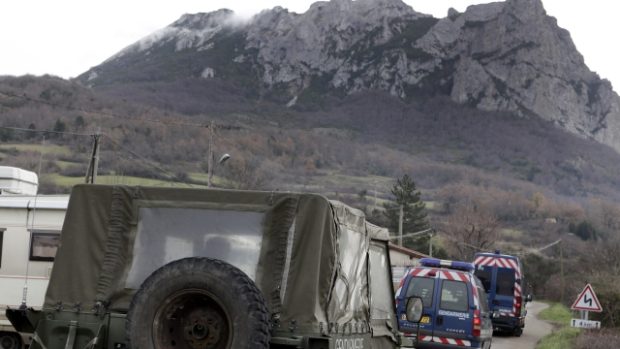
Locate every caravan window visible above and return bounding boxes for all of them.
[29,231,61,261]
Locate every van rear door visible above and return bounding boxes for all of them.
[432,278,472,345]
[403,274,436,338]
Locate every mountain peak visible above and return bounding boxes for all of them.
[308,0,412,10]
[504,0,546,21]
[172,9,236,30]
[79,0,620,154]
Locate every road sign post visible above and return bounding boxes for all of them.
[571,318,601,329]
[570,283,602,329]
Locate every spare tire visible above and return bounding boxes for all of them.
[126,257,270,349]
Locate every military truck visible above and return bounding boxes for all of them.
[7,184,416,349]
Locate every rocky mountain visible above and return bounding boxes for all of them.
[77,0,620,153]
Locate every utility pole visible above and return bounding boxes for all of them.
[560,240,565,304]
[429,231,433,257]
[398,204,404,246]
[373,180,377,213]
[85,131,101,184]
[207,121,214,187]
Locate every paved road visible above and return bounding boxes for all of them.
[492,301,554,349]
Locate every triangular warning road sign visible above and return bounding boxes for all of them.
[571,284,603,312]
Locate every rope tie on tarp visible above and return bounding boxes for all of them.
[266,197,299,317]
[95,186,135,305]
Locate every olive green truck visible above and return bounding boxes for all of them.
[6,184,418,349]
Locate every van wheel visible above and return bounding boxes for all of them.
[126,257,270,349]
[0,332,21,349]
[513,327,523,337]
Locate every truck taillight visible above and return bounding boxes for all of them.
[473,309,481,337]
[515,296,522,317]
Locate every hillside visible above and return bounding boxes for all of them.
[2,74,620,312]
[3,74,620,200]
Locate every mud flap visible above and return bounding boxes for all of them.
[5,307,37,333]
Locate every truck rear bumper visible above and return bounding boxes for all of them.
[492,315,525,330]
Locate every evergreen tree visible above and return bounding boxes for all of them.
[26,123,37,139]
[52,119,67,140]
[383,174,430,252]
[53,119,66,133]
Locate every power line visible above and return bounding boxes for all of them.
[533,239,562,253]
[103,135,195,188]
[0,91,243,187]
[389,228,434,240]
[0,125,198,188]
[0,125,92,137]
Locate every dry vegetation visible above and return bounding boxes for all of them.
[3,76,620,329]
[575,329,620,349]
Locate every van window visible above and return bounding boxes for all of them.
[496,268,516,296]
[405,276,435,307]
[473,277,489,312]
[369,243,395,321]
[440,280,469,312]
[474,266,492,291]
[0,229,4,268]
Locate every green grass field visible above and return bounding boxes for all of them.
[539,303,573,325]
[536,327,580,349]
[500,228,524,239]
[44,174,206,189]
[536,303,579,349]
[0,143,73,156]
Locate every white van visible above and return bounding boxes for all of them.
[0,167,68,349]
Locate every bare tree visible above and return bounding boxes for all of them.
[441,202,499,260]
[221,158,268,190]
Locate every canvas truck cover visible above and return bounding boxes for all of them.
[44,184,394,339]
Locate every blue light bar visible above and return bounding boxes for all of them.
[419,258,474,272]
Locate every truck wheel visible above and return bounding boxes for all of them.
[0,332,21,349]
[127,257,270,349]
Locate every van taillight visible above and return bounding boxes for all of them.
[515,296,522,317]
[473,310,481,337]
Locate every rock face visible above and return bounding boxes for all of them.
[423,0,620,149]
[78,0,620,153]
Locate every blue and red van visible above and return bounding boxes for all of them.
[473,251,532,336]
[396,258,493,349]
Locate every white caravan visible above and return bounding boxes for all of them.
[0,167,68,349]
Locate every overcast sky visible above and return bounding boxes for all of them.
[0,0,617,91]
